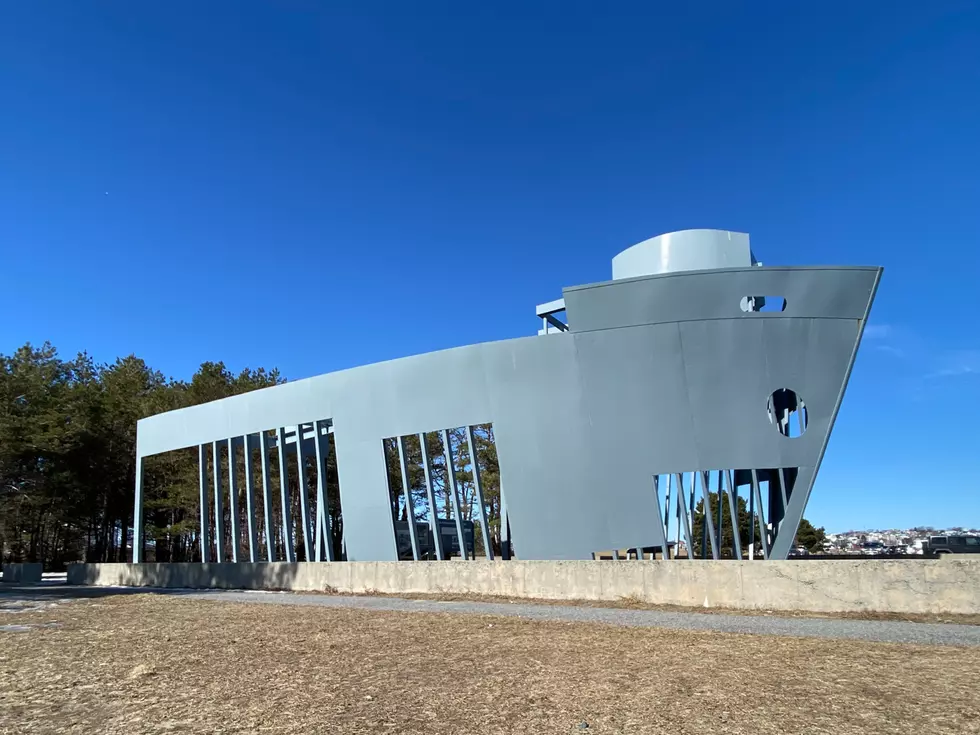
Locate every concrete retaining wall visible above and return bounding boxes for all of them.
[2,563,43,584]
[66,558,980,615]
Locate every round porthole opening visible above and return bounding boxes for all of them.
[767,389,807,438]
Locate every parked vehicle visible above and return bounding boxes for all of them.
[861,541,885,555]
[923,535,980,554]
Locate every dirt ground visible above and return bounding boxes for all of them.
[1,593,978,735]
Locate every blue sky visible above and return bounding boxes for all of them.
[1,2,978,532]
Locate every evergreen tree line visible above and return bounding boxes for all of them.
[0,342,282,567]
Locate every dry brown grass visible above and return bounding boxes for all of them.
[0,594,978,734]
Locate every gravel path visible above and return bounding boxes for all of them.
[4,584,977,647]
[185,589,980,647]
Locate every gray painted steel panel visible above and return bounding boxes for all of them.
[133,263,881,562]
[611,229,755,279]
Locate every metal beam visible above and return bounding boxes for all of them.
[197,444,211,563]
[650,475,671,561]
[442,429,468,560]
[243,435,258,563]
[295,425,313,560]
[750,469,769,560]
[260,433,275,561]
[700,471,719,560]
[212,441,224,562]
[777,467,789,527]
[419,433,444,560]
[313,420,334,562]
[724,470,742,560]
[276,427,295,563]
[227,438,240,563]
[397,436,421,560]
[132,456,145,563]
[198,444,210,562]
[673,473,694,560]
[465,425,494,560]
[716,471,724,555]
[544,313,569,332]
[535,297,565,317]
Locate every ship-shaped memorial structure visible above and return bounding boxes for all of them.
[132,229,881,563]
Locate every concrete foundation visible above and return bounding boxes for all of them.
[2,563,43,584]
[66,558,980,615]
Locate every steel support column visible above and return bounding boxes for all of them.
[132,456,145,563]
[465,425,494,560]
[442,429,468,560]
[198,444,209,562]
[419,433,444,560]
[674,473,694,559]
[750,469,769,560]
[313,420,334,562]
[227,438,240,563]
[212,440,224,562]
[276,427,295,563]
[700,471,719,560]
[243,435,259,563]
[396,436,421,560]
[260,433,275,561]
[716,471,724,555]
[295,426,313,560]
[724,470,742,560]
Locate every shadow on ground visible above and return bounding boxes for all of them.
[0,582,205,603]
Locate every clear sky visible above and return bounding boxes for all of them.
[2,2,978,533]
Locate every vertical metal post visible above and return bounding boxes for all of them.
[700,471,719,560]
[796,399,806,436]
[750,469,769,560]
[243,435,259,563]
[716,471,724,555]
[227,438,240,563]
[276,427,295,563]
[688,472,696,552]
[442,429,468,560]
[419,433,444,560]
[313,421,334,562]
[198,444,210,562]
[651,475,663,560]
[724,470,742,560]
[132,456,145,563]
[777,467,789,528]
[748,469,756,559]
[674,473,694,559]
[674,474,681,556]
[212,440,225,562]
[260,433,275,562]
[396,436,421,560]
[465,425,494,560]
[662,474,671,559]
[295,426,313,560]
[314,496,323,562]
